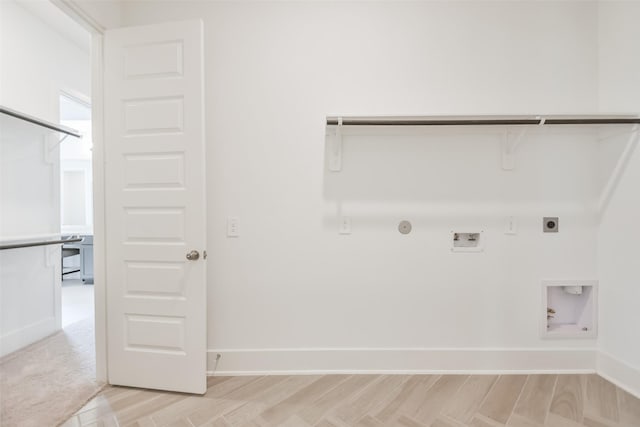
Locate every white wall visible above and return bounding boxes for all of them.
[597,1,640,396]
[0,1,90,122]
[120,0,606,373]
[0,0,90,357]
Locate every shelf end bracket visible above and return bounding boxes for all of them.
[502,128,527,171]
[598,124,640,215]
[328,117,343,172]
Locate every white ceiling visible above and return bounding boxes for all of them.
[17,0,91,53]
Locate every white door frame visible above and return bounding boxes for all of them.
[91,32,107,382]
[51,0,108,382]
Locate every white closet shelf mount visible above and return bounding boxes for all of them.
[0,105,82,140]
[325,114,640,172]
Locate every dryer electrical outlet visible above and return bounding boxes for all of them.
[543,217,559,233]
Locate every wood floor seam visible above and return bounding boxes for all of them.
[503,375,529,427]
[56,374,639,427]
[472,375,502,424]
[541,374,560,426]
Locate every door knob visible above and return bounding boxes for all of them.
[186,250,200,261]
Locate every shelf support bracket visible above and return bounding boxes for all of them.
[44,135,58,165]
[328,117,343,171]
[598,124,640,215]
[46,133,70,154]
[501,128,527,170]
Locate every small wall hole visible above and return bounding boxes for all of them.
[398,220,412,234]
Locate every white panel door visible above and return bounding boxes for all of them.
[104,20,206,394]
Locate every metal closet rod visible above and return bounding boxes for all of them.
[326,116,640,126]
[0,106,82,138]
[0,236,83,251]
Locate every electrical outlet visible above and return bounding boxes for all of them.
[543,217,559,233]
[339,217,351,234]
[227,217,239,237]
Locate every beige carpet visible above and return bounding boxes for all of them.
[0,318,105,427]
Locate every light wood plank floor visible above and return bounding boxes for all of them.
[61,374,640,427]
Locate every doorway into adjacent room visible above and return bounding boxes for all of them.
[59,92,94,328]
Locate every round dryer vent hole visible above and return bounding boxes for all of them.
[398,220,412,234]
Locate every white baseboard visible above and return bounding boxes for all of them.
[597,351,640,398]
[0,317,58,358]
[206,347,597,376]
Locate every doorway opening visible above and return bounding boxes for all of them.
[60,93,94,328]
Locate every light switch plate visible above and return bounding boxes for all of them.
[227,217,239,237]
